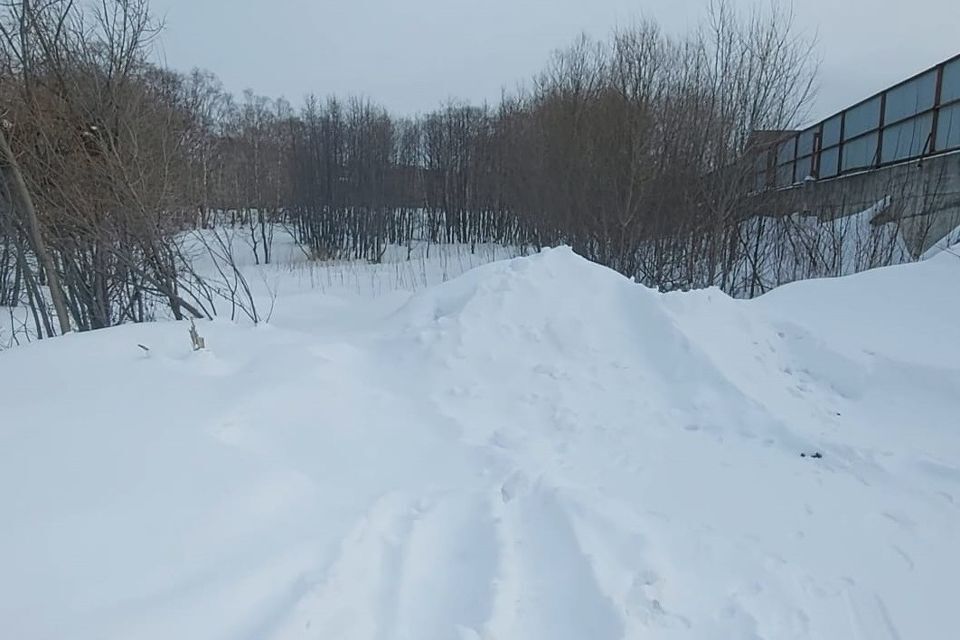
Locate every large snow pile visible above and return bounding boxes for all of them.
[2,246,959,640]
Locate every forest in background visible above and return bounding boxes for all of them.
[2,0,918,338]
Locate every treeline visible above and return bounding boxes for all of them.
[0,0,209,333]
[0,0,818,336]
[233,4,817,282]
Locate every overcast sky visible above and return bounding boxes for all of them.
[150,0,959,125]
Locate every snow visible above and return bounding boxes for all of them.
[2,244,959,640]
[920,223,960,261]
[0,230,521,347]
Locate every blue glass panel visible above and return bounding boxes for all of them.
[795,155,814,180]
[881,113,932,163]
[844,96,881,139]
[936,102,960,151]
[942,58,960,105]
[884,71,937,123]
[819,146,839,178]
[777,138,796,165]
[841,132,878,171]
[776,162,795,186]
[822,115,842,147]
[797,128,817,156]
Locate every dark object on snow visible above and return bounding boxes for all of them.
[800,452,823,459]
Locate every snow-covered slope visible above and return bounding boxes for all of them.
[2,246,959,640]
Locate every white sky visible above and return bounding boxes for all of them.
[151,0,959,124]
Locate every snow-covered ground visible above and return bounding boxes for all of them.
[2,242,959,640]
[0,230,522,348]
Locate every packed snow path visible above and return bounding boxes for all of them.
[2,247,959,639]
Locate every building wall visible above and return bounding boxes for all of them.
[754,151,960,257]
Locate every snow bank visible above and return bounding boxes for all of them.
[2,246,959,640]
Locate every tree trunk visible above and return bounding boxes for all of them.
[0,127,71,335]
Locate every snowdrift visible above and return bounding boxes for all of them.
[2,246,959,640]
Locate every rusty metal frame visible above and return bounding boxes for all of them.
[756,51,960,189]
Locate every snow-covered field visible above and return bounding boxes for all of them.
[2,241,959,640]
[0,230,521,348]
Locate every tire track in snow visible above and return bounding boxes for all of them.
[391,493,499,640]
[487,478,625,640]
[555,492,694,634]
[266,492,413,639]
[844,587,904,640]
[266,490,500,640]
